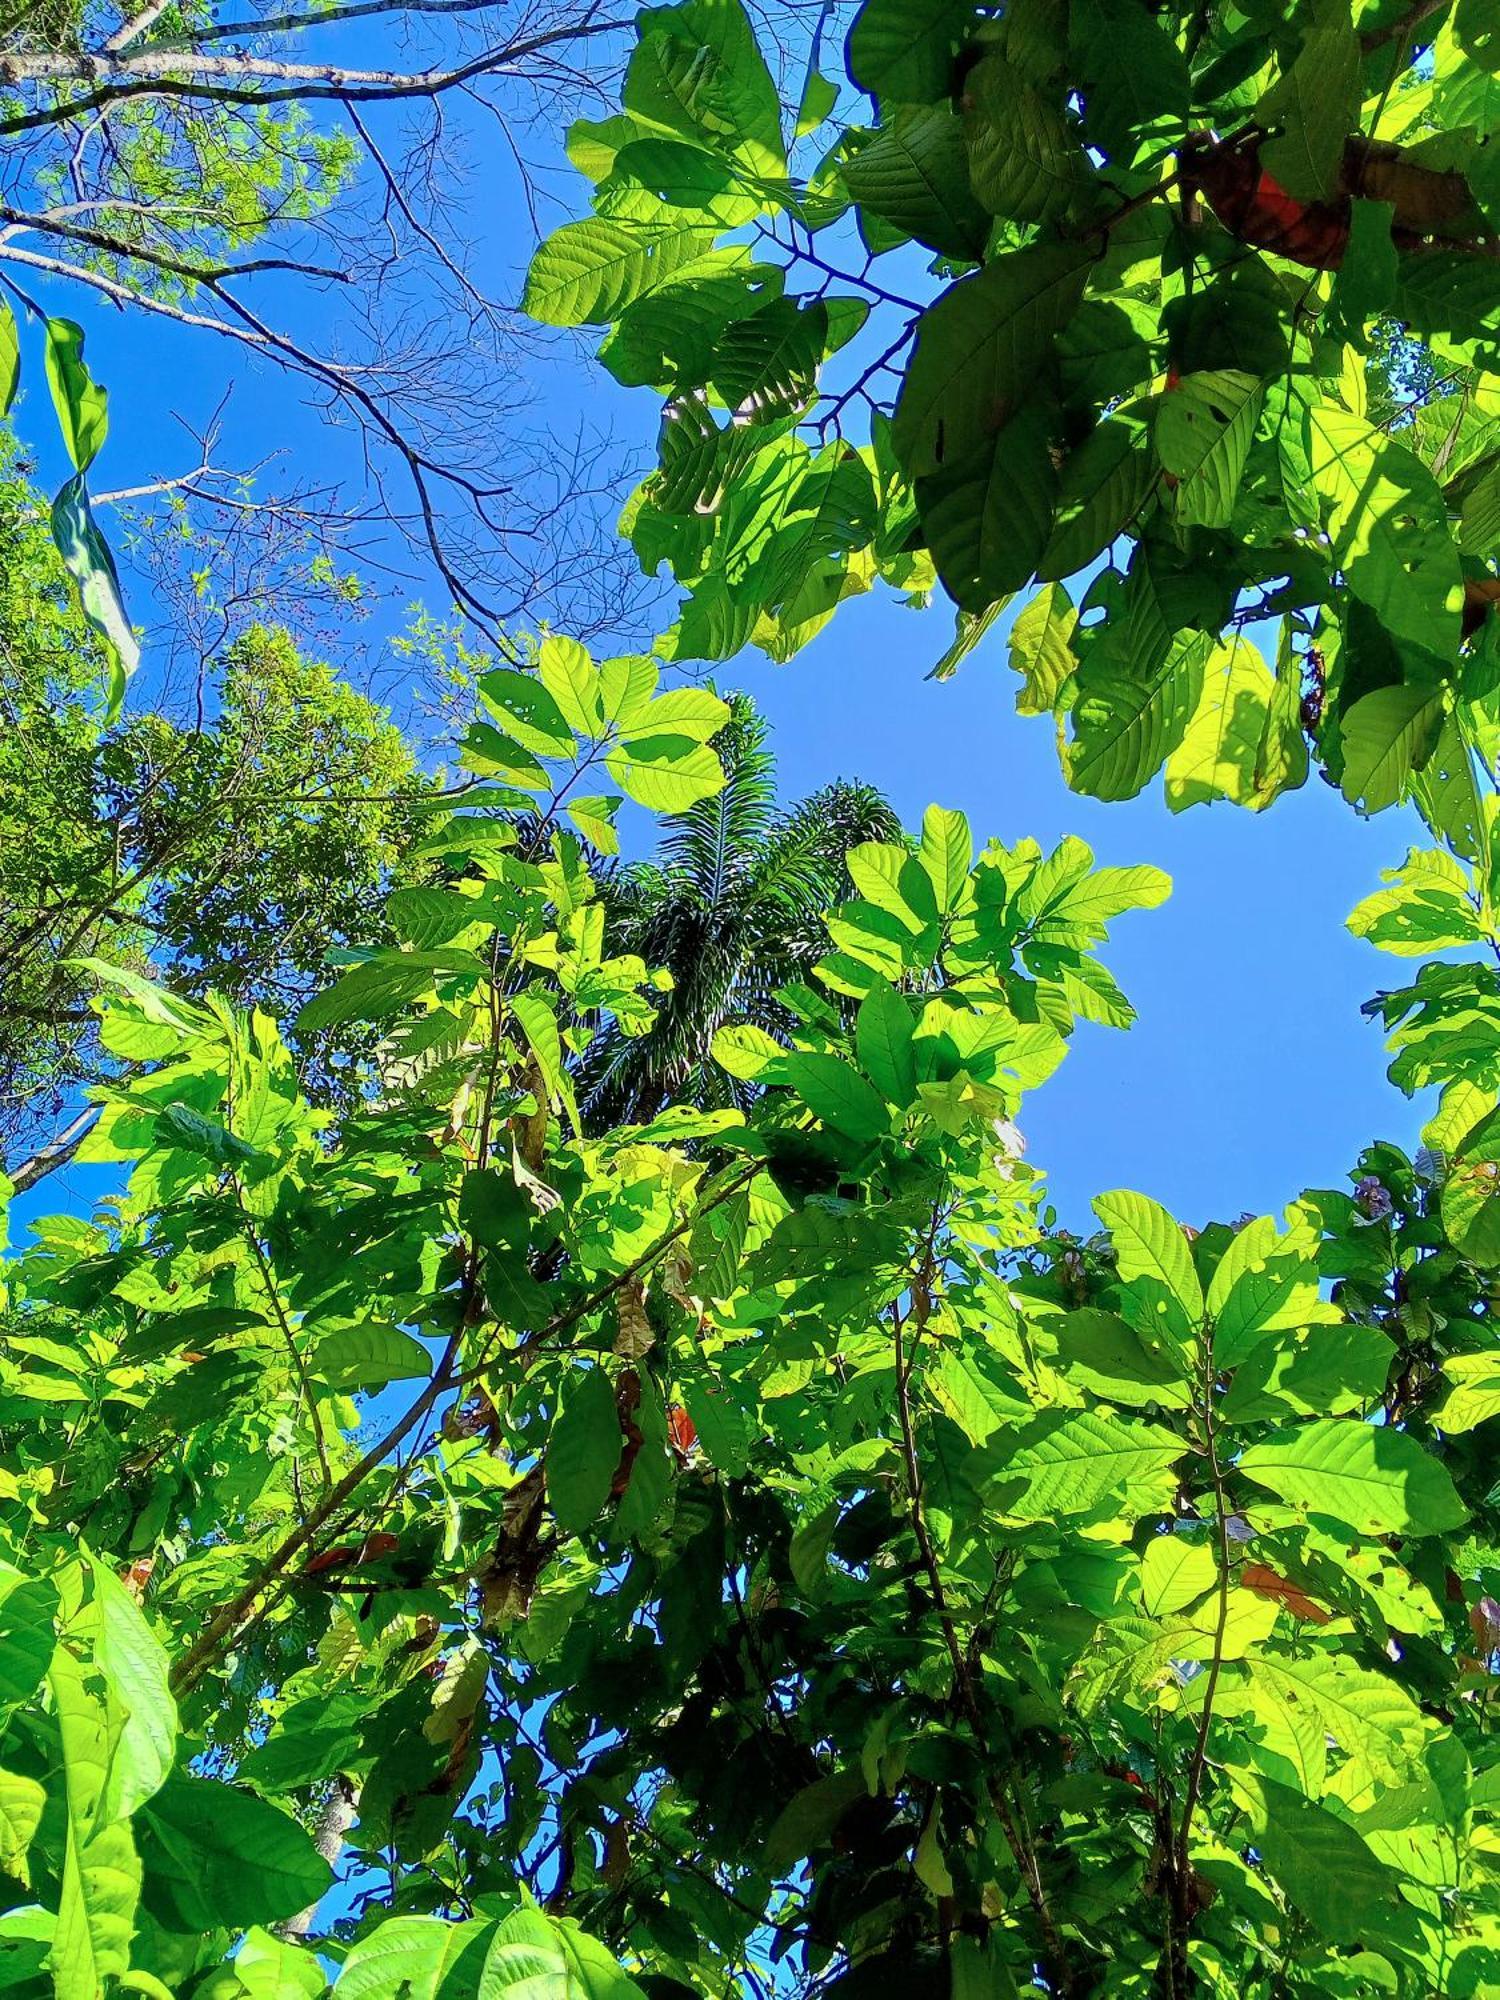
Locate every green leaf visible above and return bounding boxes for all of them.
[86,1552,176,1821]
[846,0,977,105]
[991,1408,1183,1520]
[1139,1534,1215,1617]
[764,1770,867,1872]
[332,1918,492,2000]
[856,980,917,1106]
[1258,18,1361,203]
[0,1567,57,1707]
[139,1774,334,1930]
[296,950,484,1033]
[548,1366,620,1537]
[478,670,577,758]
[1230,1771,1410,1946]
[1038,420,1158,582]
[1072,0,1190,166]
[51,473,138,719]
[0,301,18,415]
[1238,1420,1468,1536]
[1051,1307,1191,1410]
[892,244,1092,479]
[781,1052,892,1140]
[234,1928,329,2000]
[309,1323,433,1391]
[1164,636,1277,812]
[841,106,990,257]
[625,1,784,175]
[962,53,1081,222]
[46,1650,140,2000]
[1093,1189,1203,1340]
[1347,847,1484,956]
[1155,370,1263,529]
[1007,581,1075,715]
[1304,403,1463,672]
[918,401,1059,612]
[0,1769,45,1885]
[1338,683,1445,815]
[44,319,109,473]
[523,218,714,326]
[537,636,602,735]
[477,1906,647,1999]
[1438,1351,1500,1432]
[604,734,725,811]
[917,804,972,913]
[1065,605,1211,805]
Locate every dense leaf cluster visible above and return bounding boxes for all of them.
[527,0,1500,837]
[5,630,1500,1997]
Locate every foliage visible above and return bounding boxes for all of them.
[577,692,900,1127]
[0,514,424,1166]
[9,615,1500,1995]
[527,0,1500,842]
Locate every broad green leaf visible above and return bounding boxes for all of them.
[841,106,990,257]
[537,636,602,735]
[138,1774,334,1930]
[1238,1420,1467,1536]
[781,1052,891,1140]
[309,1323,433,1391]
[1347,847,1483,956]
[1155,370,1263,529]
[604,734,724,811]
[918,402,1059,612]
[333,1918,492,2000]
[1093,1189,1203,1339]
[1051,1308,1191,1410]
[478,670,577,758]
[1438,1351,1500,1432]
[1139,1534,1215,1617]
[1164,636,1276,812]
[625,0,784,175]
[51,473,138,718]
[234,1927,329,2000]
[1338,684,1446,815]
[0,301,17,414]
[478,1906,647,1997]
[1038,420,1158,583]
[1072,0,1190,165]
[856,980,916,1106]
[0,1769,44,1885]
[1229,1772,1410,1947]
[44,318,109,473]
[1304,403,1463,672]
[917,804,972,913]
[892,244,1092,479]
[1258,18,1361,202]
[523,218,714,327]
[0,1567,57,1707]
[963,53,1081,222]
[763,1770,867,1872]
[296,949,484,1033]
[846,0,977,105]
[86,1553,175,1821]
[991,1408,1183,1520]
[548,1366,620,1537]
[46,1650,140,2000]
[1008,581,1075,715]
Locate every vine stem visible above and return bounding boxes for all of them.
[1172,1320,1232,1953]
[890,1213,1080,1998]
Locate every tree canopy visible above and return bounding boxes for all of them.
[528,0,1500,835]
[7,2,1500,1999]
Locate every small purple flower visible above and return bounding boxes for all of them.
[1355,1176,1394,1221]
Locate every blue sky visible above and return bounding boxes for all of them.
[5,74,1435,1240]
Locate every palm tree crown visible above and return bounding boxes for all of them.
[578,694,900,1129]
